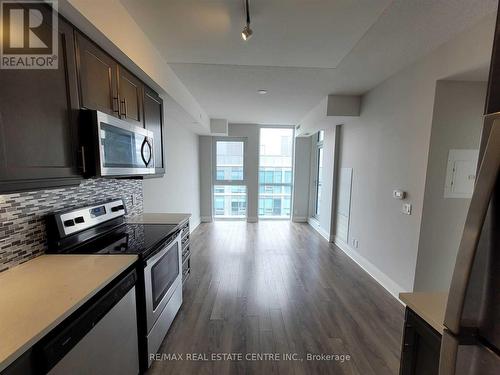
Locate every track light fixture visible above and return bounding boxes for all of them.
[241,0,253,41]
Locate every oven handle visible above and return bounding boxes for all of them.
[145,231,181,267]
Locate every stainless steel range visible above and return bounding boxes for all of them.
[46,199,183,371]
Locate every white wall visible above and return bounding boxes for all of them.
[143,114,201,230]
[199,136,213,222]
[413,80,486,292]
[335,14,495,295]
[292,137,311,222]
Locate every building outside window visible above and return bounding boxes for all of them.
[258,128,294,218]
[213,139,247,218]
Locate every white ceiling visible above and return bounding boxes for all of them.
[121,0,392,68]
[121,0,497,125]
[444,64,491,82]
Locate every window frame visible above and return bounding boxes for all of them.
[212,137,248,220]
[212,137,247,186]
[257,126,295,219]
[313,130,324,219]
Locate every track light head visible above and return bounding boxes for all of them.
[241,0,253,41]
[241,24,253,41]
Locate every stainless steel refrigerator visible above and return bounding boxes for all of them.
[439,112,500,374]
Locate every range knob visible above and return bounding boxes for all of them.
[111,205,125,212]
[63,219,75,227]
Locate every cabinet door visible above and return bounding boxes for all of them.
[76,31,118,116]
[400,308,441,375]
[143,86,164,174]
[0,14,81,192]
[118,67,143,127]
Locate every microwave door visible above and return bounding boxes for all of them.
[100,123,136,170]
[95,111,155,176]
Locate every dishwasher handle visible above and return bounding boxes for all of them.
[37,269,137,372]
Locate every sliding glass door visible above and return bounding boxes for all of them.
[258,128,294,219]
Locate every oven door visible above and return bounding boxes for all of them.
[144,234,182,332]
[96,111,155,176]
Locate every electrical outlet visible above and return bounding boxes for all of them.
[402,203,412,215]
[352,239,359,248]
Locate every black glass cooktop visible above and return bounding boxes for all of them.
[64,223,179,259]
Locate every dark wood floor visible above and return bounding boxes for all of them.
[148,221,404,375]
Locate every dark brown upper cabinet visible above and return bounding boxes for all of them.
[0,14,81,193]
[76,31,119,116]
[75,28,165,178]
[143,86,165,175]
[118,67,143,127]
[76,33,143,127]
[0,9,165,193]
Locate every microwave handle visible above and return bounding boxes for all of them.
[141,137,152,167]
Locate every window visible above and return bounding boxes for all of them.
[213,185,247,218]
[213,139,247,219]
[214,140,244,182]
[258,128,294,218]
[314,131,324,218]
[214,197,225,216]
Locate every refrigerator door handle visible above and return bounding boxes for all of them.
[444,119,500,334]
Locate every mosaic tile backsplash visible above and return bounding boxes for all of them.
[0,178,143,272]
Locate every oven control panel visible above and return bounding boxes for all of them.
[54,199,127,237]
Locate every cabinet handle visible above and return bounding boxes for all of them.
[120,98,128,118]
[112,97,119,113]
[80,146,86,174]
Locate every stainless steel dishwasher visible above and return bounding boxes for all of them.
[41,270,139,375]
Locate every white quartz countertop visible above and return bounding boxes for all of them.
[399,292,448,334]
[0,254,138,372]
[127,213,191,225]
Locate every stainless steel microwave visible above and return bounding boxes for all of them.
[80,110,155,177]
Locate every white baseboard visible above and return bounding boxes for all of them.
[307,217,330,242]
[200,216,213,223]
[247,216,258,223]
[333,236,405,301]
[292,216,308,223]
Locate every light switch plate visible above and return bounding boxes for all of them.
[402,203,412,215]
[393,190,406,200]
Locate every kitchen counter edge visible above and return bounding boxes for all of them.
[0,254,138,372]
[399,292,448,334]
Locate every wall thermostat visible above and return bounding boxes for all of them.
[393,190,406,200]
